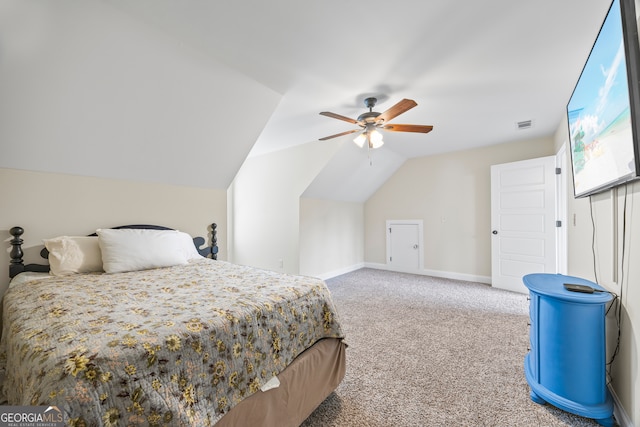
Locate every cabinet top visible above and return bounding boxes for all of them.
[523,273,613,303]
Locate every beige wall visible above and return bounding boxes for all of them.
[0,167,227,304]
[229,140,342,274]
[299,198,364,278]
[555,122,640,424]
[364,137,555,280]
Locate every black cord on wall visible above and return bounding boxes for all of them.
[590,186,630,383]
[606,185,628,377]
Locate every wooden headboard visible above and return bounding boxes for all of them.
[8,223,219,278]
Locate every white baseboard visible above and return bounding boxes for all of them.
[316,263,365,280]
[609,384,632,427]
[363,262,492,284]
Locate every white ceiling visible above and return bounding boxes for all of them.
[2,1,613,202]
[104,0,611,162]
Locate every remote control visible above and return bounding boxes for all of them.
[563,283,596,293]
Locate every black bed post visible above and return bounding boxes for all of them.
[9,226,25,278]
[211,223,218,260]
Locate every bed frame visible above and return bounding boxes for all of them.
[8,223,219,278]
[4,224,346,426]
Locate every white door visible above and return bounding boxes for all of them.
[386,220,423,273]
[491,157,557,293]
[556,144,568,275]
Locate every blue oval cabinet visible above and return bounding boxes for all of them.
[523,273,614,427]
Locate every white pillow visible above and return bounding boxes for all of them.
[97,228,189,274]
[43,236,103,276]
[177,231,204,260]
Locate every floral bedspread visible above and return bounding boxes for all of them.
[0,259,344,426]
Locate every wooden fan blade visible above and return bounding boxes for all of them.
[376,99,417,123]
[382,124,433,133]
[320,111,359,124]
[319,129,360,141]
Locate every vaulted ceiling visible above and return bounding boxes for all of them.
[1,0,613,201]
[105,0,610,156]
[104,0,612,200]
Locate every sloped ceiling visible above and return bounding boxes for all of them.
[101,0,612,200]
[1,0,613,200]
[0,0,280,190]
[302,144,406,203]
[102,0,610,154]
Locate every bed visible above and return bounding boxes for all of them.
[0,224,346,426]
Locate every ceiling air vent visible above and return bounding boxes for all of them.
[516,120,533,130]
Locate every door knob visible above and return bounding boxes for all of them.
[492,230,498,235]
[413,244,419,249]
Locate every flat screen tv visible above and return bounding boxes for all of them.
[567,0,640,198]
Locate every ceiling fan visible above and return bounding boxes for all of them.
[319,97,433,149]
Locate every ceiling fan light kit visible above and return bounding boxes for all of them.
[353,132,367,148]
[367,128,384,148]
[319,97,433,150]
[353,123,384,149]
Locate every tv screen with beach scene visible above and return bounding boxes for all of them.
[567,0,640,198]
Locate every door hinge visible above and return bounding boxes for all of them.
[389,227,392,233]
[390,256,392,262]
[556,220,562,227]
[555,167,561,175]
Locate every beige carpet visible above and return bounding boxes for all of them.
[301,268,605,427]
